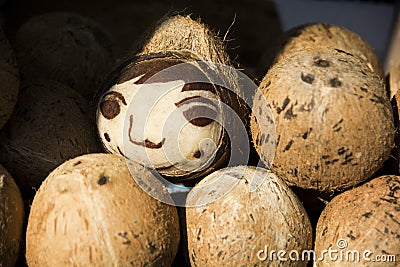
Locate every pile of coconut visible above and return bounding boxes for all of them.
[0,9,398,267]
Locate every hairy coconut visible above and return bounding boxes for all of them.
[0,30,19,129]
[0,80,100,198]
[261,23,383,78]
[314,175,400,266]
[0,164,24,267]
[251,47,394,191]
[15,12,117,99]
[26,153,180,266]
[185,166,312,267]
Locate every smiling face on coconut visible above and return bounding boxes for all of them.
[97,53,225,178]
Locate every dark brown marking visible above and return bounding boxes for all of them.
[284,105,297,120]
[102,91,127,105]
[322,24,333,38]
[73,161,82,166]
[100,99,120,120]
[360,87,368,93]
[330,78,342,88]
[335,49,354,57]
[314,59,330,68]
[284,140,294,152]
[302,128,312,139]
[183,106,217,127]
[301,73,314,84]
[277,97,290,114]
[98,174,109,185]
[193,150,202,158]
[104,133,111,142]
[362,211,373,218]
[175,96,218,108]
[181,82,216,93]
[128,115,165,148]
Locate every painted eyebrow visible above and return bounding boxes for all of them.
[102,91,127,105]
[181,82,217,93]
[128,114,165,149]
[174,96,219,108]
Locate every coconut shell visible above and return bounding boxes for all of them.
[0,80,101,199]
[15,12,117,100]
[389,62,400,100]
[251,47,394,191]
[314,175,400,267]
[185,166,312,267]
[0,164,24,267]
[260,23,383,79]
[0,30,19,130]
[26,153,180,266]
[96,50,247,182]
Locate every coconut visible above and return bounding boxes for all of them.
[0,30,19,129]
[96,15,248,182]
[261,23,383,78]
[15,12,117,99]
[314,175,400,266]
[26,153,180,266]
[0,164,24,267]
[0,80,100,198]
[250,47,394,191]
[185,166,313,267]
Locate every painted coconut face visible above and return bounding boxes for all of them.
[97,52,227,178]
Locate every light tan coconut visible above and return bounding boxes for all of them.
[251,47,394,191]
[314,175,400,267]
[260,23,383,78]
[0,80,100,198]
[15,12,117,100]
[185,166,313,267]
[0,164,24,267]
[0,30,19,129]
[26,153,180,266]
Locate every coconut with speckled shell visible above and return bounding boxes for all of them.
[314,175,400,267]
[26,153,180,266]
[15,12,117,99]
[96,15,246,181]
[185,166,312,267]
[0,30,19,129]
[251,48,394,191]
[0,80,100,198]
[260,23,383,79]
[0,164,24,267]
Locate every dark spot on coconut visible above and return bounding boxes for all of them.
[292,168,298,177]
[100,99,120,120]
[329,78,342,88]
[98,174,108,185]
[277,97,290,114]
[197,228,202,241]
[104,133,111,142]
[217,251,224,258]
[321,226,328,236]
[301,73,314,84]
[335,49,354,57]
[73,161,82,166]
[363,211,373,218]
[265,134,270,144]
[148,242,157,254]
[263,80,271,88]
[325,158,339,165]
[284,105,297,120]
[322,24,333,38]
[384,227,389,234]
[369,93,386,104]
[193,150,202,159]
[314,59,330,68]
[333,119,344,132]
[302,128,312,139]
[117,232,131,245]
[322,155,330,160]
[347,231,356,240]
[360,70,367,76]
[260,133,265,144]
[284,140,294,152]
[338,147,347,155]
[299,99,315,112]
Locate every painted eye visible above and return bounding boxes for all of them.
[99,91,127,120]
[175,96,219,127]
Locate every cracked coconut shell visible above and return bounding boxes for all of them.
[185,166,312,267]
[26,153,180,267]
[0,80,100,198]
[0,164,24,267]
[15,12,117,99]
[314,175,400,267]
[0,30,19,129]
[263,23,383,78]
[250,47,394,191]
